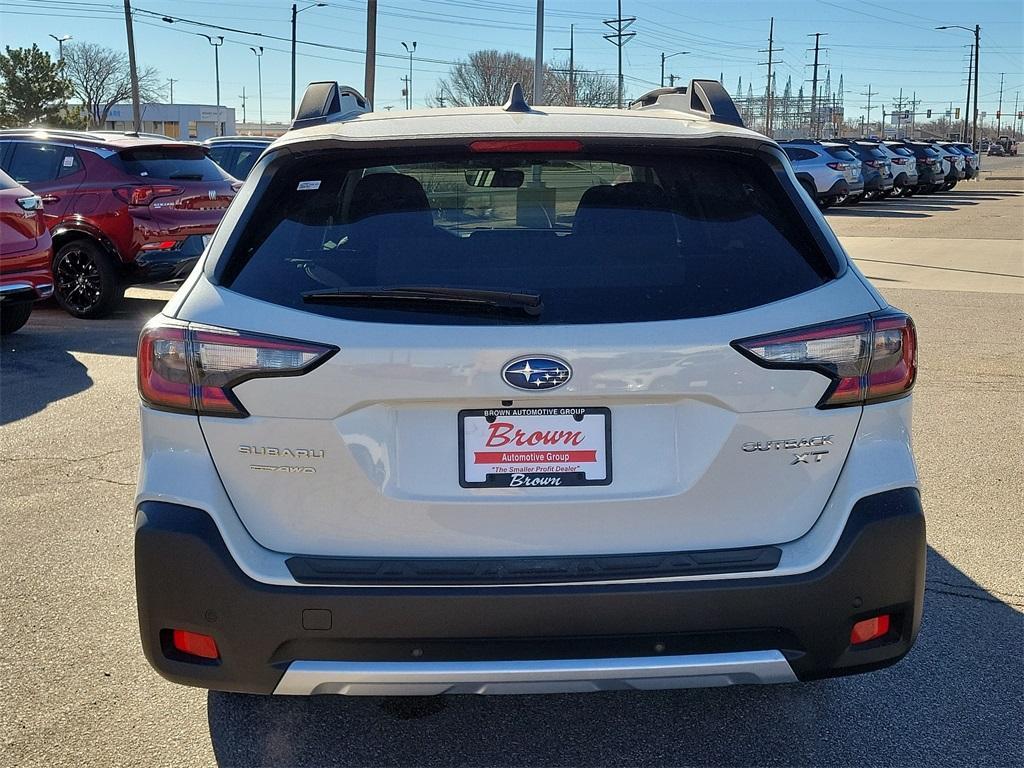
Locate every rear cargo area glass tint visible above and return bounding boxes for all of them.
[222,149,836,325]
[117,146,231,181]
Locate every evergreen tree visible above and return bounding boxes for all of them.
[0,44,78,127]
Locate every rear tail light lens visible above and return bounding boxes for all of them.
[114,185,183,206]
[850,614,891,645]
[139,240,180,251]
[892,157,908,165]
[826,162,848,170]
[863,159,880,168]
[138,320,337,417]
[170,629,220,660]
[733,310,917,408]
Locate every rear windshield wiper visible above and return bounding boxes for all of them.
[302,286,543,316]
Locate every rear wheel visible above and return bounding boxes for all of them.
[892,175,908,197]
[53,240,122,319]
[942,180,957,192]
[0,302,32,335]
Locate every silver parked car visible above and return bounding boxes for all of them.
[780,140,864,208]
[880,142,918,197]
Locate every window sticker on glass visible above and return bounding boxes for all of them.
[297,180,321,191]
[62,155,75,167]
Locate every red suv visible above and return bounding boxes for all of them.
[0,168,53,334]
[0,130,239,318]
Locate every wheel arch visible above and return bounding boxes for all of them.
[51,223,123,267]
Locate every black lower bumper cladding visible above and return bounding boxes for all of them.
[135,488,925,694]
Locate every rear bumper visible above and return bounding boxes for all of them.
[0,271,53,304]
[130,235,205,283]
[135,488,925,695]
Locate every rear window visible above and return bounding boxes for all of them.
[220,148,836,325]
[116,145,230,181]
[888,146,914,157]
[858,146,886,159]
[824,147,857,162]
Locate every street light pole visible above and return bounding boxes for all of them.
[199,34,224,136]
[938,24,981,149]
[401,42,417,109]
[49,34,72,61]
[660,50,689,88]
[250,47,264,136]
[291,3,326,118]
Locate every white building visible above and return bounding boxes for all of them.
[98,103,235,140]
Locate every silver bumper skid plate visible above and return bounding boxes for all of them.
[273,650,798,696]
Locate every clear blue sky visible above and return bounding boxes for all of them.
[2,0,1022,127]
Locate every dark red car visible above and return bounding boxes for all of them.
[0,168,53,334]
[0,131,239,318]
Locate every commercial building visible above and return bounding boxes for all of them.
[97,103,235,140]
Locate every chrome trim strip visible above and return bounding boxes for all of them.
[0,282,34,294]
[273,650,798,696]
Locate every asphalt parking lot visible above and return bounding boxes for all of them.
[2,157,1022,768]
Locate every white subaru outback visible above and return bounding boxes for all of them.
[135,80,924,696]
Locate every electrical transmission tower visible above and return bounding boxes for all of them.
[603,0,636,109]
[862,84,877,136]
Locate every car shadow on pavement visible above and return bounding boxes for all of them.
[0,296,165,425]
[206,547,1023,767]
[826,208,932,218]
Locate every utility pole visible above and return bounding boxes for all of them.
[122,0,142,133]
[168,78,178,104]
[996,72,1005,135]
[603,0,636,109]
[862,84,877,136]
[667,73,677,87]
[758,17,782,136]
[554,25,576,106]
[894,88,905,139]
[401,42,416,109]
[963,44,973,144]
[973,25,980,150]
[660,50,689,90]
[401,76,410,110]
[239,86,247,125]
[533,0,544,105]
[807,33,825,137]
[365,0,377,107]
[437,93,446,108]
[250,47,263,135]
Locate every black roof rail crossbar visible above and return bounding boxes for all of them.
[291,81,371,130]
[627,79,744,128]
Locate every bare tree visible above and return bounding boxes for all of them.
[62,42,162,127]
[434,50,617,109]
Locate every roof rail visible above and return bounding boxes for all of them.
[291,82,371,130]
[628,79,744,128]
[0,127,106,141]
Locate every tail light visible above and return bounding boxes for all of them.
[826,162,848,170]
[169,629,220,660]
[114,185,183,206]
[891,157,908,165]
[138,320,337,417]
[733,310,917,408]
[863,159,881,168]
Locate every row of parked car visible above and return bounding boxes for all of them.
[0,130,276,333]
[780,138,980,209]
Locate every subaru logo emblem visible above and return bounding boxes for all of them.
[501,356,572,391]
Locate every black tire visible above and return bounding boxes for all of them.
[53,239,122,319]
[892,174,908,197]
[0,302,32,335]
[843,193,861,205]
[943,180,958,192]
[901,186,915,198]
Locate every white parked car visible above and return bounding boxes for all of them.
[134,80,924,696]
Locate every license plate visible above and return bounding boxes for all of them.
[459,407,611,488]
